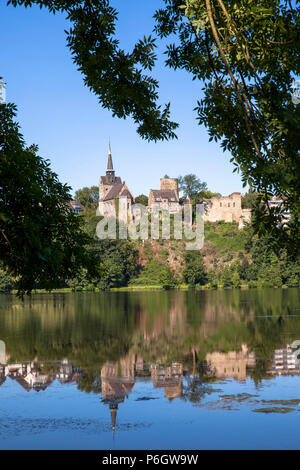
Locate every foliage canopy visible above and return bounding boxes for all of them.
[0,103,93,294]
[6,0,300,252]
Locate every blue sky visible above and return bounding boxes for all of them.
[1,0,245,197]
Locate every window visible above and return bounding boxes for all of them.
[220,202,222,207]
[228,203,230,207]
[233,202,235,207]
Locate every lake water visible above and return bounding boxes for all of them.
[0,289,300,450]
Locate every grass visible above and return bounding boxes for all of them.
[111,285,162,291]
[204,221,247,254]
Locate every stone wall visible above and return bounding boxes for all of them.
[99,183,112,201]
[205,345,256,381]
[204,192,244,224]
[160,178,178,195]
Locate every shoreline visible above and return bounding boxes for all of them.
[2,284,296,295]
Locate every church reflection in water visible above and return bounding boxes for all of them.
[1,289,300,437]
[1,343,300,435]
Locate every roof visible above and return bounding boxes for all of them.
[103,183,124,201]
[120,189,132,198]
[67,200,85,211]
[103,184,134,202]
[107,143,114,171]
[150,189,179,202]
[107,155,113,171]
[100,175,122,185]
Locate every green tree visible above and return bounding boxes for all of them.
[178,174,208,199]
[0,269,12,293]
[154,0,300,249]
[74,186,99,209]
[242,191,260,210]
[232,270,241,288]
[66,267,91,291]
[257,253,283,287]
[183,251,207,286]
[79,207,103,239]
[219,266,233,288]
[6,0,300,249]
[196,190,221,200]
[93,240,139,289]
[0,103,93,295]
[135,194,148,206]
[159,266,177,290]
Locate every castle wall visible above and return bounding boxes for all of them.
[205,345,255,382]
[203,192,243,224]
[160,178,178,195]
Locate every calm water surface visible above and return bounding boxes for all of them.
[0,289,300,450]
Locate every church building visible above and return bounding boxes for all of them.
[98,145,135,218]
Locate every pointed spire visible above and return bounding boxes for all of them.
[107,140,114,171]
[110,404,117,440]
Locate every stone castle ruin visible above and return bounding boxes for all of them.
[98,147,251,229]
[203,192,252,229]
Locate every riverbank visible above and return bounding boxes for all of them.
[6,283,295,295]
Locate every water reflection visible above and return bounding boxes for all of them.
[0,341,300,435]
[0,289,300,447]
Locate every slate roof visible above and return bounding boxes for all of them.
[103,183,134,202]
[67,200,85,211]
[120,189,132,198]
[103,184,124,201]
[107,152,113,171]
[150,190,179,202]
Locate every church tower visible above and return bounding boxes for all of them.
[99,144,135,217]
[99,144,122,201]
[106,143,115,183]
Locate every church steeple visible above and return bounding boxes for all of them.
[106,142,114,174]
[105,141,115,183]
[110,404,118,440]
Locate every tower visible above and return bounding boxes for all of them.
[98,144,134,217]
[160,177,179,198]
[99,143,121,201]
[106,142,115,184]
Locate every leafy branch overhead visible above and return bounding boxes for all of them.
[8,0,178,142]
[6,0,300,252]
[154,0,300,247]
[0,103,95,295]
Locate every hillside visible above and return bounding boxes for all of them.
[130,221,252,287]
[2,219,299,293]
